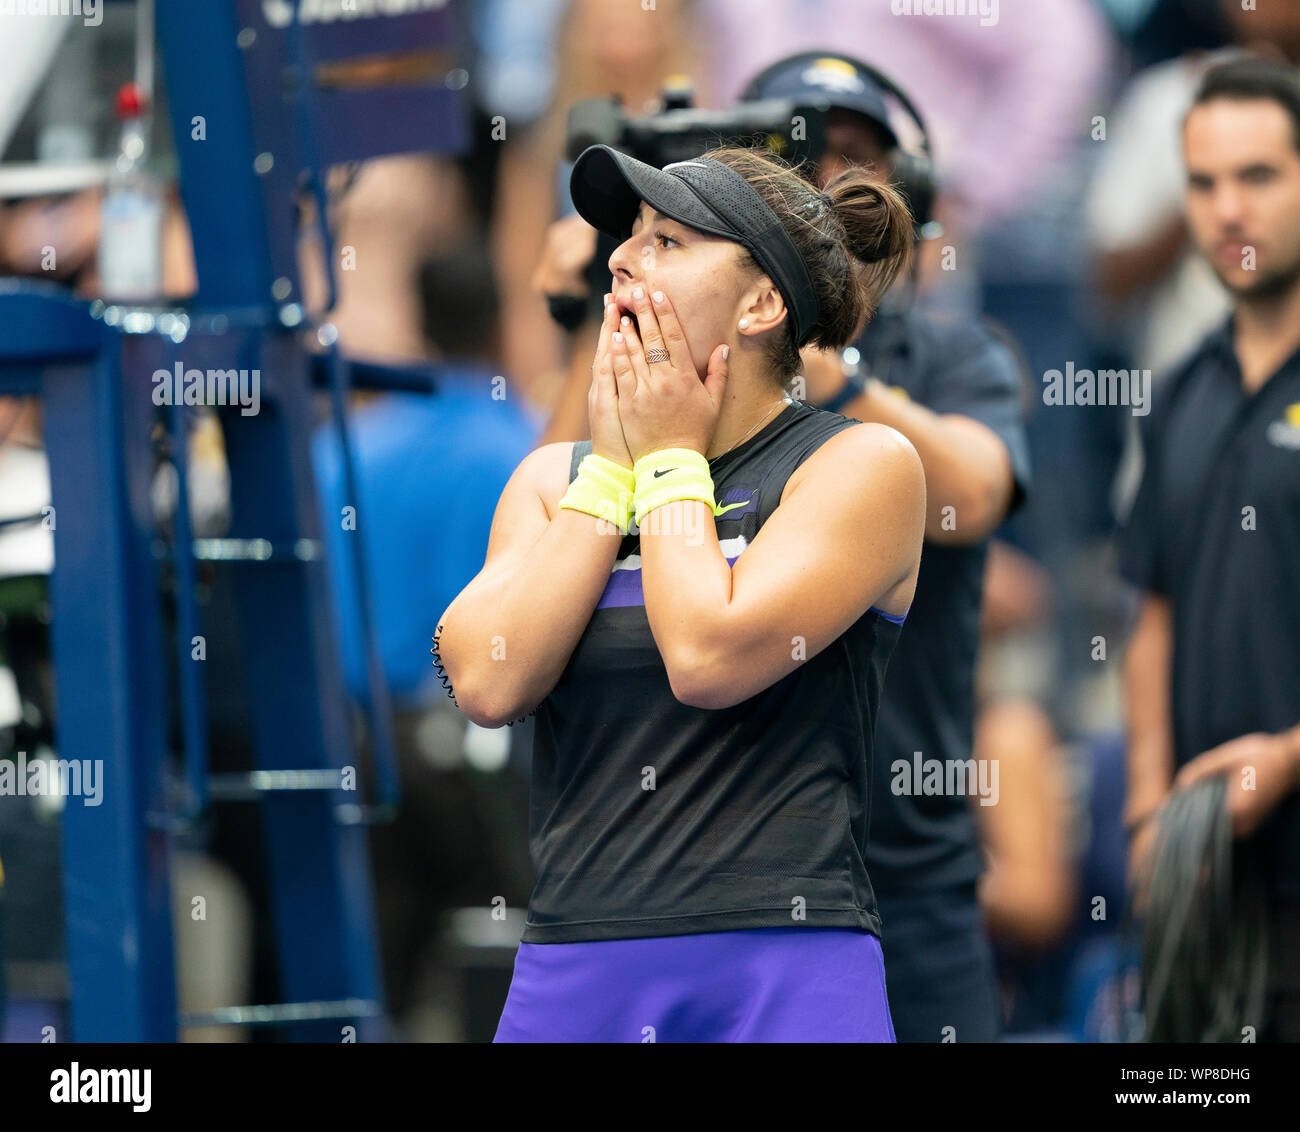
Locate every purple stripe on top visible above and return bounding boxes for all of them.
[493,927,894,1043]
[596,564,647,610]
[596,545,910,623]
[871,606,908,625]
[597,540,747,611]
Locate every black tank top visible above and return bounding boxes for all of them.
[521,401,904,943]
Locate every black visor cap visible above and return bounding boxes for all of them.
[568,143,821,346]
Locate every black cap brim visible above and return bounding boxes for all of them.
[569,144,736,243]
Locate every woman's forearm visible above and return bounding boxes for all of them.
[635,426,924,710]
[638,500,733,697]
[438,510,621,726]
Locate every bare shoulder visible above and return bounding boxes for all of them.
[508,441,578,516]
[767,420,924,618]
[784,421,925,503]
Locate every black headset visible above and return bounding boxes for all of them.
[738,51,938,237]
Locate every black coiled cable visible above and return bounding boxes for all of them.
[1137,776,1270,1042]
[430,620,458,707]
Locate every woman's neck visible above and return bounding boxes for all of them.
[705,367,790,460]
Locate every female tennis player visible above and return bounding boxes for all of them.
[434,142,925,1042]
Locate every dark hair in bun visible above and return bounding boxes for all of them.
[700,144,915,380]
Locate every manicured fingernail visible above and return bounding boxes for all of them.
[722,345,730,360]
[652,291,664,304]
[632,286,644,300]
[621,315,630,327]
[613,332,624,345]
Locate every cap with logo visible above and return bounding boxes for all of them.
[742,54,900,149]
[739,52,937,235]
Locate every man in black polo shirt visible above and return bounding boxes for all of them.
[1121,57,1300,1041]
[743,54,1033,1042]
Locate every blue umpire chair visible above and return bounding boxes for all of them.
[0,0,471,1040]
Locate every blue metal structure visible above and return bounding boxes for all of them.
[0,0,470,1040]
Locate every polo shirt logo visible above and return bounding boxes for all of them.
[1266,402,1300,450]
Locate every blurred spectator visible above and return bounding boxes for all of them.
[298,157,477,368]
[1120,57,1300,1042]
[311,240,538,1037]
[701,0,1111,237]
[312,240,538,708]
[455,0,571,237]
[1085,0,1300,382]
[468,0,571,131]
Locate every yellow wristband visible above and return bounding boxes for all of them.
[558,452,635,535]
[632,448,715,528]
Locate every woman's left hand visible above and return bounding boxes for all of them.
[611,287,729,462]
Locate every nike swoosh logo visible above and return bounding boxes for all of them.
[713,493,754,517]
[653,467,677,478]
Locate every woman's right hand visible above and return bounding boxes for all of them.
[589,293,633,468]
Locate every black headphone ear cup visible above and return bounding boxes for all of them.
[889,150,935,232]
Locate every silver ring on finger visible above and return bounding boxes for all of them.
[645,347,670,365]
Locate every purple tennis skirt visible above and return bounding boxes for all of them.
[493,926,894,1043]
